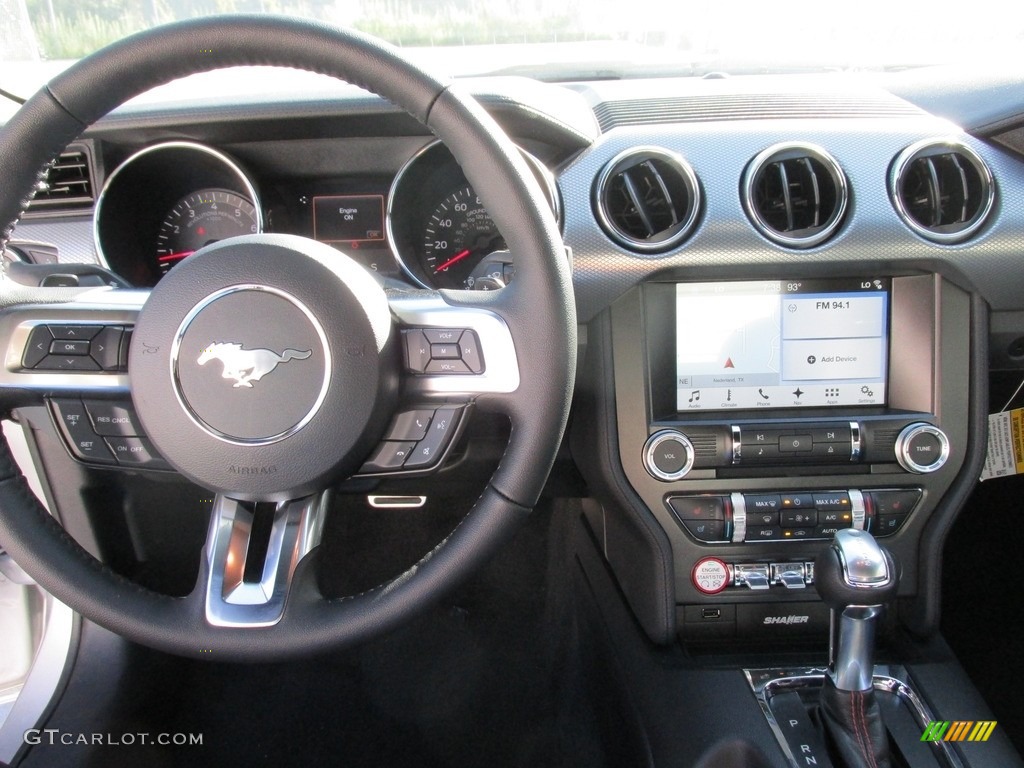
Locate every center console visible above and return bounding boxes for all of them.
[580,273,973,645]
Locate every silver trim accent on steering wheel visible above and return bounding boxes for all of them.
[204,492,327,628]
[1,289,519,398]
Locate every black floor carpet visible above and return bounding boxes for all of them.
[19,495,638,768]
[941,472,1024,756]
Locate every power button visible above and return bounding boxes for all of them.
[692,557,731,595]
[643,429,695,481]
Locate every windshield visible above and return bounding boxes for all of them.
[2,0,1023,98]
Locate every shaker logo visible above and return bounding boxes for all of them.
[197,342,311,388]
[762,615,810,625]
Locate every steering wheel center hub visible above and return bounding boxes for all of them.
[129,234,397,500]
[173,285,330,444]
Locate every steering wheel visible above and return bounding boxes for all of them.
[0,16,575,660]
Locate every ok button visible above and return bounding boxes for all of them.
[50,339,90,356]
[779,434,813,452]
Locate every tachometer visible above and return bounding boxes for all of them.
[155,188,259,275]
[421,186,505,289]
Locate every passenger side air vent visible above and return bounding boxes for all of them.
[594,148,701,253]
[28,145,95,211]
[889,140,994,244]
[742,143,848,248]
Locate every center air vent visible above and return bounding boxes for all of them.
[889,140,994,244]
[594,147,701,253]
[28,144,95,212]
[742,143,848,248]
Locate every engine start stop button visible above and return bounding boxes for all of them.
[692,557,731,594]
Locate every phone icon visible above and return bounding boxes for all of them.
[758,388,770,400]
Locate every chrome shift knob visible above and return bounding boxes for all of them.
[815,529,898,691]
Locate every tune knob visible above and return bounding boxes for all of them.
[894,423,949,474]
[643,430,695,481]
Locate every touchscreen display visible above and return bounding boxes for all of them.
[675,279,889,411]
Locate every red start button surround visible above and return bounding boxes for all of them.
[692,557,731,594]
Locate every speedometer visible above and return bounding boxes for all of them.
[155,188,259,275]
[421,186,505,289]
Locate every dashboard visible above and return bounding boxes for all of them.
[7,68,1024,649]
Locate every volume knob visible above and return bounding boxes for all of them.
[643,430,695,481]
[895,423,949,474]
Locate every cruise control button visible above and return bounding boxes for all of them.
[83,400,145,437]
[385,410,434,442]
[49,339,90,356]
[360,441,417,472]
[404,407,461,469]
[22,326,52,368]
[36,355,101,372]
[105,437,170,469]
[458,330,484,373]
[49,399,115,464]
[90,326,124,371]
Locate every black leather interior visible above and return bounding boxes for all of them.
[0,15,576,660]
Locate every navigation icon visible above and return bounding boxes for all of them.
[792,388,804,399]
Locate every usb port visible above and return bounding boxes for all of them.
[701,608,722,620]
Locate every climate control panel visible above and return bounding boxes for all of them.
[666,488,920,544]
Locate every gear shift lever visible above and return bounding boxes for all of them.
[814,529,898,768]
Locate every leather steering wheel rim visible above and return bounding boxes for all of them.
[0,15,575,660]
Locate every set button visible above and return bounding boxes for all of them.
[49,398,170,470]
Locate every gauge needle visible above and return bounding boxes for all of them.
[434,249,472,273]
[158,250,195,263]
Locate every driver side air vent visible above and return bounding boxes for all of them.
[27,145,95,212]
[742,143,848,248]
[889,140,994,244]
[594,147,701,253]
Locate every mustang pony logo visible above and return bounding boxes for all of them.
[197,342,312,388]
